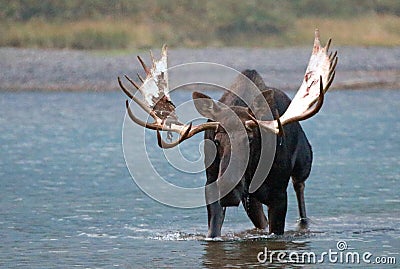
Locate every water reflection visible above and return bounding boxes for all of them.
[202,236,309,268]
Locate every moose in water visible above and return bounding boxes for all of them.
[118,29,337,238]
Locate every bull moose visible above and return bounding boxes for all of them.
[118,29,337,238]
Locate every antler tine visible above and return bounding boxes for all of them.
[188,122,219,136]
[156,121,219,148]
[157,123,192,148]
[325,38,332,51]
[118,77,158,119]
[276,114,284,136]
[329,50,337,62]
[270,108,284,136]
[137,55,151,75]
[150,50,156,67]
[118,76,134,99]
[246,108,284,135]
[124,74,140,90]
[330,54,338,73]
[324,71,336,93]
[137,73,144,83]
[125,100,160,130]
[161,44,168,57]
[313,28,321,53]
[325,52,337,93]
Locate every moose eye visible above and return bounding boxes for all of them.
[214,139,221,147]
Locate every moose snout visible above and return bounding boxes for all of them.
[216,144,248,207]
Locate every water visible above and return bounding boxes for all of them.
[0,90,399,268]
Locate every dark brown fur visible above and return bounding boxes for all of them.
[196,70,312,237]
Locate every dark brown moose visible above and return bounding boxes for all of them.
[118,29,337,238]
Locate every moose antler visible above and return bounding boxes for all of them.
[120,29,337,148]
[246,29,338,134]
[118,45,218,148]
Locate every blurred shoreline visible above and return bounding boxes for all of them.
[1,46,399,92]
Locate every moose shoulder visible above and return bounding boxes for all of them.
[118,29,338,238]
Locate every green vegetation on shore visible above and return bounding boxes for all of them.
[1,0,400,49]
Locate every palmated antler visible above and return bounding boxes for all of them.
[118,45,218,148]
[120,29,337,148]
[246,29,338,134]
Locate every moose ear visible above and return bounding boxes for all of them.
[192,91,220,120]
[251,90,275,119]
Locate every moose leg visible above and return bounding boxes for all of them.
[267,191,287,235]
[242,195,268,229]
[292,179,308,229]
[207,202,226,238]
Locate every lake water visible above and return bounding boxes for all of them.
[0,90,399,268]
